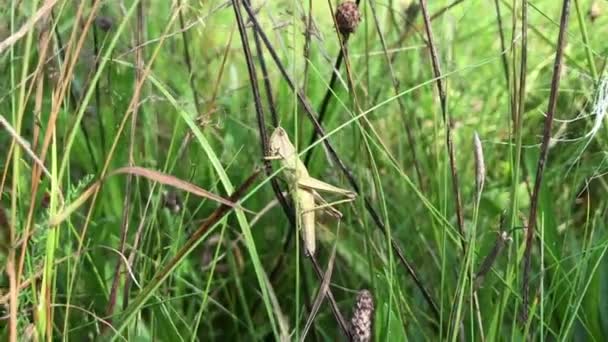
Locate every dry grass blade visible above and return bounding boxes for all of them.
[107,169,261,338]
[0,115,52,180]
[49,166,251,226]
[0,0,59,55]
[300,234,339,341]
[110,166,248,209]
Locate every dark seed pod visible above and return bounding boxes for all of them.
[350,289,374,342]
[404,2,420,23]
[335,1,361,36]
[162,190,182,214]
[95,16,113,32]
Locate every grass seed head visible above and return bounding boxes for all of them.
[335,1,361,36]
[350,289,374,342]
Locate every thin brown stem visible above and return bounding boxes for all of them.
[177,0,202,117]
[244,0,293,290]
[303,0,361,166]
[367,0,425,191]
[104,0,145,328]
[522,0,571,324]
[417,0,465,246]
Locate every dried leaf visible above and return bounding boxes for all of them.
[300,238,338,341]
[49,166,250,226]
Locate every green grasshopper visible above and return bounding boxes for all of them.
[265,127,356,256]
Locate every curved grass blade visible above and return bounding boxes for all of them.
[49,166,250,226]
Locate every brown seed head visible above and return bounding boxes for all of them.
[335,1,361,36]
[95,16,113,32]
[350,289,374,342]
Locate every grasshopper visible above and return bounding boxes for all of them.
[265,127,356,256]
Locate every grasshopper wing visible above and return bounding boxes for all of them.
[297,176,356,199]
[295,188,317,256]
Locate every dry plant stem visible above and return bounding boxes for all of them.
[243,0,293,287]
[417,1,471,337]
[19,3,101,336]
[0,0,59,54]
[51,10,99,172]
[370,0,464,106]
[91,0,106,157]
[121,201,149,310]
[176,25,236,162]
[247,0,280,128]
[177,0,202,117]
[241,0,439,321]
[8,10,53,337]
[302,33,349,166]
[14,5,55,318]
[516,0,528,153]
[104,1,145,327]
[302,0,314,91]
[522,0,571,323]
[300,240,338,341]
[232,1,351,337]
[367,0,424,191]
[302,0,361,166]
[418,0,465,247]
[493,0,511,96]
[309,252,352,339]
[34,1,95,176]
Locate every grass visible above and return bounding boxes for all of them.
[1,0,608,340]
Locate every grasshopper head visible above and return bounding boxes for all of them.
[269,127,296,158]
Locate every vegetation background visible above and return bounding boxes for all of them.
[1,0,608,340]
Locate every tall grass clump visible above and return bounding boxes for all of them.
[2,0,608,340]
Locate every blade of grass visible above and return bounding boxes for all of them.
[148,71,281,340]
[300,231,339,341]
[49,166,249,226]
[110,169,260,339]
